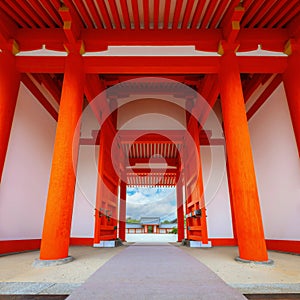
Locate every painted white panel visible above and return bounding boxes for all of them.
[71,146,98,237]
[201,146,233,238]
[249,83,300,240]
[0,84,56,240]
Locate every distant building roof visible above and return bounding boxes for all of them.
[140,217,161,225]
[126,223,142,229]
[159,223,177,229]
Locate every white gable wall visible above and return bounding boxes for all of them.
[0,83,56,240]
[249,83,300,240]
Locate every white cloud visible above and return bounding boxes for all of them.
[126,187,176,220]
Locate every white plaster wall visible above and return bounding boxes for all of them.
[71,145,98,237]
[0,83,56,240]
[249,84,300,240]
[201,146,233,238]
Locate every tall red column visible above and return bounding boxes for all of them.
[176,181,184,242]
[283,46,300,157]
[40,53,84,260]
[0,51,20,182]
[219,51,268,262]
[119,180,127,241]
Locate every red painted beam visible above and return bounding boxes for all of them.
[21,73,58,121]
[131,0,140,29]
[172,0,184,29]
[181,0,194,29]
[12,27,290,52]
[247,74,282,120]
[17,0,45,28]
[210,0,231,28]
[257,0,288,28]
[163,0,171,29]
[27,0,56,28]
[7,0,36,27]
[73,0,94,28]
[96,0,112,29]
[153,0,159,29]
[268,0,298,28]
[120,0,131,29]
[248,1,276,28]
[143,0,150,29]
[200,0,218,29]
[0,2,28,28]
[15,56,288,74]
[191,0,206,29]
[277,4,300,28]
[39,0,63,27]
[107,0,122,29]
[243,74,272,103]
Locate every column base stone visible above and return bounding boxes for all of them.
[33,256,73,267]
[235,256,274,265]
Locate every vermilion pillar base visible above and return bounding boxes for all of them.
[219,51,268,262]
[40,54,84,260]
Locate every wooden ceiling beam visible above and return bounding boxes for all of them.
[277,5,300,28]
[13,27,290,52]
[15,56,288,74]
[17,1,45,28]
[143,0,150,29]
[257,0,287,28]
[222,4,245,45]
[163,0,171,29]
[287,13,300,38]
[0,9,18,52]
[153,0,159,29]
[247,74,282,120]
[27,0,57,28]
[268,0,298,28]
[240,0,264,27]
[6,0,36,27]
[37,74,61,104]
[248,1,277,28]
[128,157,178,167]
[39,0,63,26]
[63,0,85,27]
[59,5,84,53]
[107,0,122,30]
[181,0,194,29]
[172,0,184,29]
[131,0,140,29]
[200,0,218,29]
[21,73,58,121]
[95,0,112,29]
[220,0,240,28]
[0,2,28,28]
[210,0,231,29]
[73,0,94,28]
[191,0,205,29]
[85,0,103,29]
[243,74,272,103]
[120,0,131,29]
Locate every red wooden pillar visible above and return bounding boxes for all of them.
[119,180,127,241]
[0,51,20,182]
[40,53,84,260]
[283,44,300,157]
[176,181,185,241]
[219,51,268,262]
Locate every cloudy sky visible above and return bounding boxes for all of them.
[126,187,176,221]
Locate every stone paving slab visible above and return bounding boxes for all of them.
[0,283,80,295]
[0,282,54,295]
[67,243,246,299]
